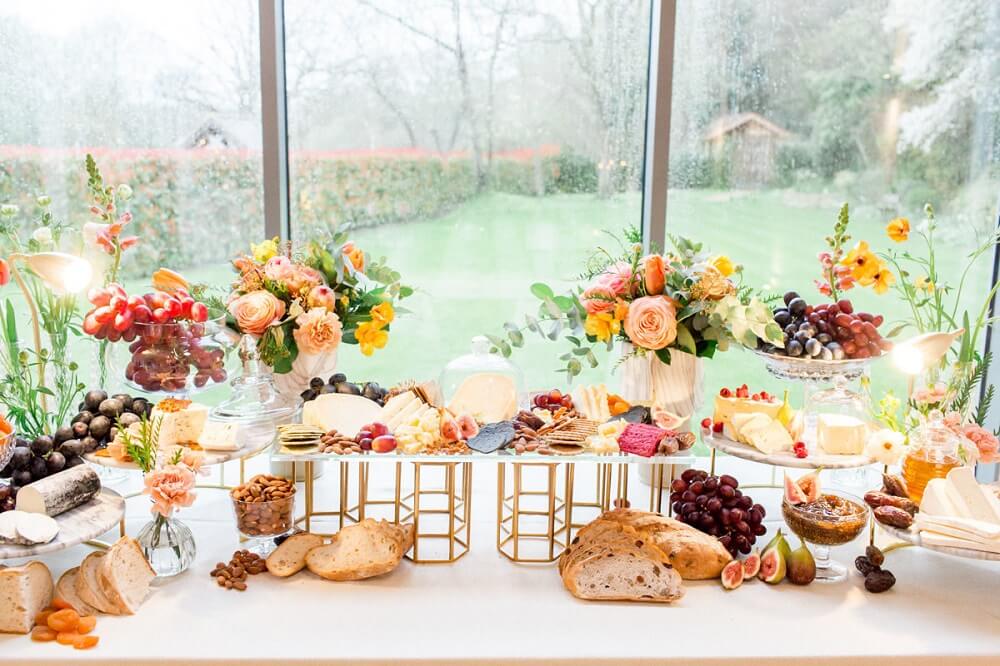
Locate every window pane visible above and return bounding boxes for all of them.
[0,0,264,388]
[668,0,999,403]
[286,0,652,386]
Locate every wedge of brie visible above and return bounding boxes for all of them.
[447,373,517,424]
[743,419,793,455]
[944,467,1000,525]
[302,393,383,438]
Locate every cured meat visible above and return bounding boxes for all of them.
[15,465,101,517]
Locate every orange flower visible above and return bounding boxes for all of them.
[342,242,365,272]
[143,464,197,518]
[624,296,677,351]
[839,241,879,282]
[152,267,189,294]
[228,290,286,336]
[642,254,666,295]
[886,217,910,242]
[867,263,895,294]
[293,307,343,355]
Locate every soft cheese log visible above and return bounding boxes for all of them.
[16,465,101,517]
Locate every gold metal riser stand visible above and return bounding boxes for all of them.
[399,462,472,564]
[496,462,571,563]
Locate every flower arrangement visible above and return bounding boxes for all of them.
[227,234,411,372]
[491,229,781,378]
[815,203,895,299]
[82,153,138,284]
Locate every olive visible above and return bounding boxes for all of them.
[320,384,339,395]
[88,415,112,440]
[46,451,66,475]
[336,382,362,396]
[54,425,75,443]
[111,393,134,411]
[328,373,347,385]
[84,389,108,412]
[72,422,90,439]
[30,436,53,457]
[72,410,93,425]
[300,389,317,402]
[362,382,382,401]
[309,377,325,390]
[99,398,125,419]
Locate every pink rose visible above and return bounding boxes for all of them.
[143,464,197,518]
[581,279,616,315]
[913,382,949,406]
[293,307,343,355]
[624,296,677,351]
[285,265,324,297]
[962,424,1000,464]
[228,290,286,336]
[307,285,337,311]
[606,261,638,297]
[263,256,294,282]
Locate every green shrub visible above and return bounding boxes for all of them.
[550,151,597,193]
[774,143,813,187]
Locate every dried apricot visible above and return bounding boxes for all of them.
[51,597,74,610]
[56,631,81,646]
[34,609,53,626]
[47,608,80,633]
[73,635,99,650]
[76,616,97,635]
[31,626,57,642]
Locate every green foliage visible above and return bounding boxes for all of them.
[118,414,162,475]
[773,143,814,187]
[670,153,731,189]
[550,151,599,194]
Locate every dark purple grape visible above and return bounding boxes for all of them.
[729,508,744,523]
[65,455,84,469]
[704,477,719,492]
[29,456,48,480]
[736,520,750,534]
[695,495,708,508]
[749,508,763,524]
[752,503,766,518]
[720,508,731,526]
[720,474,739,489]
[753,524,767,536]
[737,495,752,509]
[672,501,683,514]
[671,479,687,493]
[689,481,704,495]
[718,535,732,549]
[707,498,722,512]
[719,485,735,499]
[681,502,696,515]
[12,469,31,486]
[724,497,740,508]
[700,515,715,529]
[10,447,31,470]
[738,539,752,555]
[30,436,53,457]
[46,451,66,474]
[681,491,697,503]
[0,462,11,478]
[681,469,701,482]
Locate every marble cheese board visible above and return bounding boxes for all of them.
[705,431,874,469]
[84,428,273,470]
[0,488,125,559]
[878,522,1000,562]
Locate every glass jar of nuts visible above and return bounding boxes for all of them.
[230,474,296,555]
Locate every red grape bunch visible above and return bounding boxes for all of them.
[762,291,891,360]
[670,469,766,557]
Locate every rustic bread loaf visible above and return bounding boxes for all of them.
[561,523,683,603]
[76,552,122,615]
[56,567,100,616]
[99,536,155,614]
[0,561,54,633]
[267,533,325,577]
[600,509,732,580]
[305,519,412,581]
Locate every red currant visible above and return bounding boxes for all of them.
[700,417,711,429]
[719,387,732,398]
[712,421,724,433]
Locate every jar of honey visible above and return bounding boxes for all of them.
[901,412,962,504]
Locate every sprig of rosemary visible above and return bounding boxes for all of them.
[119,415,163,475]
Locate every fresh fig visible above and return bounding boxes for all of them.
[111,393,134,411]
[783,472,808,504]
[99,398,124,419]
[763,528,792,562]
[787,542,816,585]
[794,470,821,503]
[742,548,761,578]
[758,546,786,584]
[721,559,745,590]
[72,410,93,425]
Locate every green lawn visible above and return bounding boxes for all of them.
[36,188,994,422]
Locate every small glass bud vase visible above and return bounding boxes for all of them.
[136,510,197,579]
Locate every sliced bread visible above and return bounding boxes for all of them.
[99,536,155,615]
[56,567,100,616]
[562,523,683,603]
[267,532,325,577]
[0,561,54,633]
[305,519,408,581]
[75,552,122,615]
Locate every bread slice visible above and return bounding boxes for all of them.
[600,509,733,580]
[0,561,54,633]
[305,519,408,581]
[267,533,325,577]
[56,567,100,616]
[559,519,632,576]
[99,536,155,615]
[562,524,683,603]
[75,552,122,615]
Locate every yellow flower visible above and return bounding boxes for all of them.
[868,263,895,295]
[886,217,910,243]
[370,302,395,328]
[915,275,935,293]
[711,255,735,277]
[356,321,389,356]
[840,240,879,282]
[584,312,621,343]
[613,300,629,322]
[252,237,279,263]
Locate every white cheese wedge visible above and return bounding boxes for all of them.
[816,413,868,455]
[302,393,383,438]
[151,402,210,448]
[744,419,793,455]
[728,413,773,444]
[945,467,1000,526]
[387,399,428,432]
[713,395,781,430]
[915,513,1000,542]
[198,421,241,451]
[920,531,1000,554]
[380,391,417,422]
[920,478,961,517]
[571,384,610,422]
[447,373,517,424]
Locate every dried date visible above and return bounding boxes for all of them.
[873,505,914,529]
[864,491,918,515]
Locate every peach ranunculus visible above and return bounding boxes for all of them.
[606,261,638,297]
[961,424,1000,464]
[228,290,287,336]
[143,464,197,518]
[913,382,949,406]
[293,307,343,355]
[285,265,324,297]
[581,279,616,315]
[642,254,666,295]
[263,255,295,282]
[307,284,338,311]
[624,296,677,351]
[342,242,365,272]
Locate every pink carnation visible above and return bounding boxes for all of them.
[913,382,949,406]
[143,464,197,518]
[962,424,1000,464]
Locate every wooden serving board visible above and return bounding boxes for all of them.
[706,432,874,469]
[0,488,125,560]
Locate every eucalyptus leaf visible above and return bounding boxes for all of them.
[674,322,697,355]
[530,282,555,300]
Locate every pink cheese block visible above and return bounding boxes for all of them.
[618,423,670,457]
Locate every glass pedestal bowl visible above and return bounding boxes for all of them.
[230,492,296,556]
[781,490,868,582]
[124,317,230,396]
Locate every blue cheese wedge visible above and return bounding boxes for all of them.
[198,421,241,451]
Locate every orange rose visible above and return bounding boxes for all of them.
[342,242,365,272]
[624,296,677,351]
[293,307,343,355]
[642,254,666,295]
[227,290,286,336]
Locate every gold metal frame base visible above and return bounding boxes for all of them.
[496,462,571,563]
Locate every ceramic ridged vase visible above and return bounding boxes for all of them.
[271,349,339,399]
[618,342,704,417]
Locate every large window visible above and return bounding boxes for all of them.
[667,0,1000,404]
[285,0,652,386]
